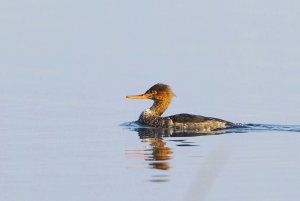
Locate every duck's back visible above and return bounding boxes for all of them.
[167,113,235,131]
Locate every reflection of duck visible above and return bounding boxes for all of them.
[134,127,227,138]
[127,83,236,132]
[144,138,172,161]
[144,138,172,170]
[126,128,173,171]
[133,127,220,172]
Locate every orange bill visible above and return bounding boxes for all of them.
[126,94,150,99]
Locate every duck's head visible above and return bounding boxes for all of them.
[126,83,175,102]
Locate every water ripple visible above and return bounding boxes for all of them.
[121,122,300,137]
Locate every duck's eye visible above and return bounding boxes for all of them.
[150,90,157,95]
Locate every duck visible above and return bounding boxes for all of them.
[126,83,236,132]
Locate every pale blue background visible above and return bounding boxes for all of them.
[0,1,299,201]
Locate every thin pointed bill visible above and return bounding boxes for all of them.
[126,94,150,99]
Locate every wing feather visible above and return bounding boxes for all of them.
[168,113,234,126]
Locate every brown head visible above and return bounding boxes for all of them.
[126,83,175,101]
[126,83,175,116]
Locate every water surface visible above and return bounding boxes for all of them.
[1,0,300,201]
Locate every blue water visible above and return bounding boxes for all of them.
[123,122,300,135]
[120,123,300,201]
[1,0,300,201]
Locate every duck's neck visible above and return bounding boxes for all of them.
[149,99,172,116]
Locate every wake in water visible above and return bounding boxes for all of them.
[235,123,300,132]
[121,122,300,138]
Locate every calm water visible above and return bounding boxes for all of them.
[1,0,300,201]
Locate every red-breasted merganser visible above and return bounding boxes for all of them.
[126,83,236,132]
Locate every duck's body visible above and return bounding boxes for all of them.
[139,110,234,132]
[127,83,235,132]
